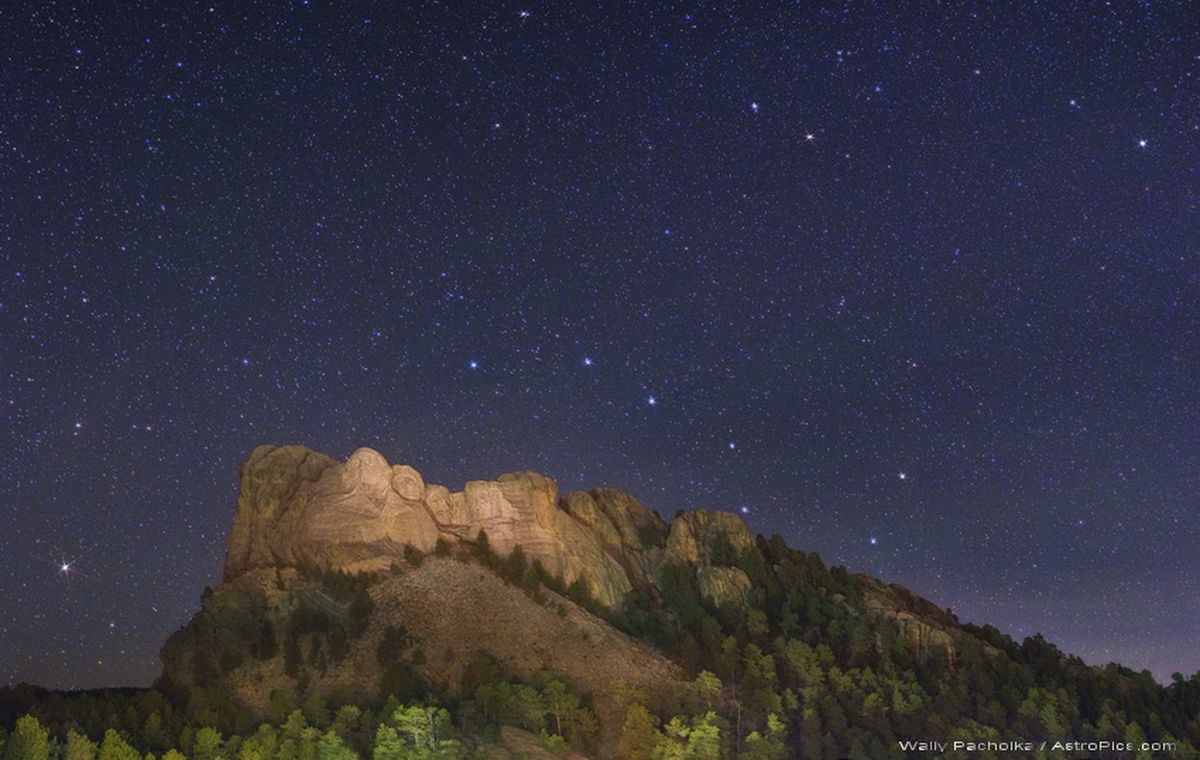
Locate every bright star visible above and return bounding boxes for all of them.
[804,133,815,141]
[583,357,593,366]
[647,396,657,406]
[740,506,751,515]
[55,559,77,579]
[750,101,760,113]
[728,442,736,450]
[1137,138,1148,148]
[869,537,878,546]
[898,472,908,481]
[469,360,479,369]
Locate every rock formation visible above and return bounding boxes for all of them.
[222,444,753,608]
[163,443,965,751]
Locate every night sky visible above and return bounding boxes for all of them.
[1,1,1197,690]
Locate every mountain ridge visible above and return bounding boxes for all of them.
[155,443,971,755]
[6,444,1197,758]
[211,443,962,662]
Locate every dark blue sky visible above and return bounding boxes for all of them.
[1,1,1197,689]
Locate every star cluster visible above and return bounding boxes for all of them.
[0,2,1197,688]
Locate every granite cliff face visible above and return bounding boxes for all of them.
[222,444,756,609]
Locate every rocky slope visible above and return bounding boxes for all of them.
[160,445,968,748]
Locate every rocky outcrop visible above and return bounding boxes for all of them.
[162,443,977,751]
[224,446,440,577]
[665,509,754,566]
[859,577,959,666]
[224,445,339,575]
[562,488,667,591]
[221,446,754,608]
[439,472,633,606]
[221,446,965,659]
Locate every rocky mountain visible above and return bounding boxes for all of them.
[219,445,759,610]
[6,445,1198,758]
[156,445,969,752]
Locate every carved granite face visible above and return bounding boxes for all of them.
[223,445,757,608]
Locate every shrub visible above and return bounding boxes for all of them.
[402,543,424,567]
[377,625,411,664]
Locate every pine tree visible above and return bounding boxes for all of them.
[694,671,722,712]
[616,704,660,760]
[4,716,50,760]
[315,731,355,760]
[371,725,403,760]
[64,730,97,760]
[97,731,140,760]
[190,728,223,760]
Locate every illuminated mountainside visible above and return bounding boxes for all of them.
[4,446,1197,758]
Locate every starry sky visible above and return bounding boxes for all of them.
[1,1,1197,690]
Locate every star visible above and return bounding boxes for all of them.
[55,558,77,579]
[3,0,1196,696]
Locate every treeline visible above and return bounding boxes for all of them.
[0,701,462,760]
[0,667,599,760]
